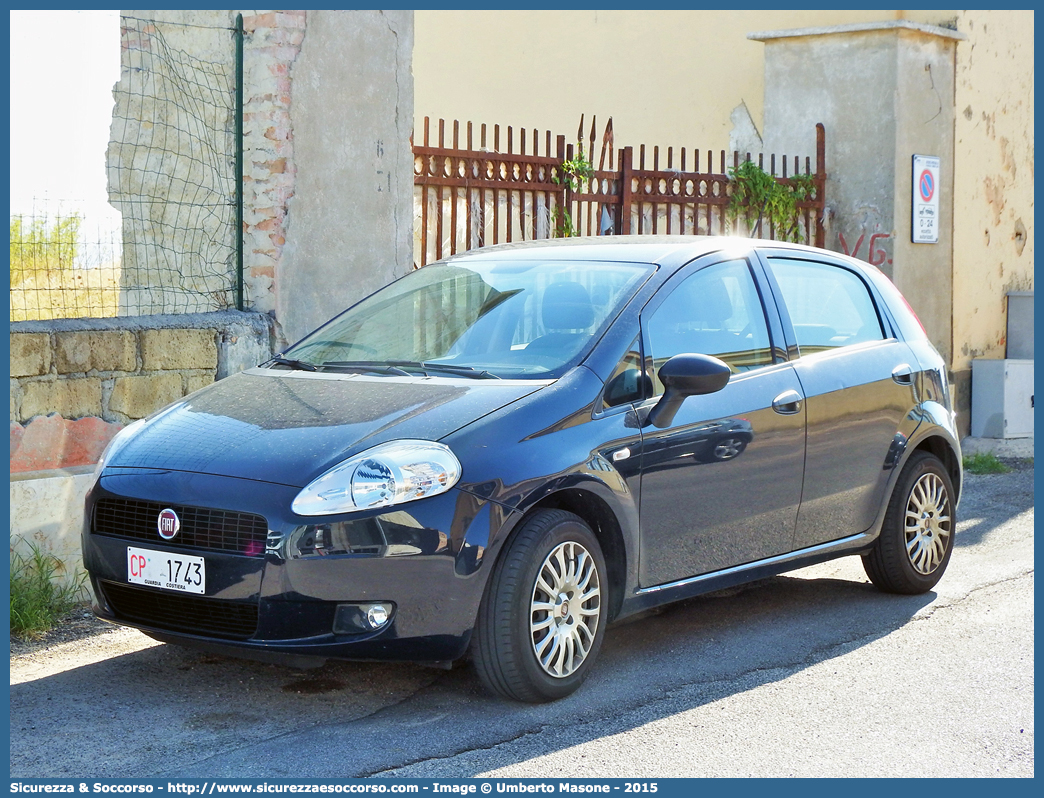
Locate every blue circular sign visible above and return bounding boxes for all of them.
[919,169,935,202]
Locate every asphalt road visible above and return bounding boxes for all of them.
[10,463,1034,778]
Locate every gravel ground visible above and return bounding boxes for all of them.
[10,606,113,658]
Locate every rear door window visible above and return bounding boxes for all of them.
[767,258,885,355]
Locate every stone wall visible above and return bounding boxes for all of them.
[111,11,241,315]
[10,311,273,473]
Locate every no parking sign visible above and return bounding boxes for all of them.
[912,154,940,243]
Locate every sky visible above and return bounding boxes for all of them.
[9,10,122,242]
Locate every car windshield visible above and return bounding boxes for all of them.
[282,259,653,379]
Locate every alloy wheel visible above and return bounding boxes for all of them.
[529,541,602,678]
[904,472,952,575]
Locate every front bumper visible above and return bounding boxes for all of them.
[82,468,513,664]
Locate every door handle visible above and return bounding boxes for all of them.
[892,364,914,386]
[772,389,802,415]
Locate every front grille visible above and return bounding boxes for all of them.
[93,498,268,557]
[101,581,259,639]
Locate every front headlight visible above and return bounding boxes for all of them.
[291,440,462,516]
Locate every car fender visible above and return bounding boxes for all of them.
[465,466,640,624]
[859,400,963,550]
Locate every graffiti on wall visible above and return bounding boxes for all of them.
[837,230,893,267]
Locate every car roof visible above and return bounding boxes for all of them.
[440,235,876,274]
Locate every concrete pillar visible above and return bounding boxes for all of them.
[750,21,964,366]
[277,10,414,347]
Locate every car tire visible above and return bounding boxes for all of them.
[472,509,608,703]
[862,451,956,594]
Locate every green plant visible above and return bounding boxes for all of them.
[555,149,595,193]
[962,452,1012,475]
[10,213,82,285]
[727,160,816,243]
[10,541,86,639]
[552,145,595,237]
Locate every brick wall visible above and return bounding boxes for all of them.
[10,311,273,473]
[241,10,307,317]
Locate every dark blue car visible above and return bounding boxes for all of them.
[82,237,962,702]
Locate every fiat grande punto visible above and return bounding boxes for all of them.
[82,237,961,702]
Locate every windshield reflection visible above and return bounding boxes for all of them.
[280,260,653,379]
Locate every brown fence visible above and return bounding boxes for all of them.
[413,117,826,266]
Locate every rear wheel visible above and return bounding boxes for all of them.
[863,451,955,594]
[473,509,607,702]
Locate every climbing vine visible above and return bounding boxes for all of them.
[727,159,817,243]
[551,146,595,237]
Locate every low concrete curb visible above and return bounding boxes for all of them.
[960,435,1034,459]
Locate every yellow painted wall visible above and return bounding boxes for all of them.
[952,10,1034,372]
[414,10,956,155]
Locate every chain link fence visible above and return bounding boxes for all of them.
[10,14,241,321]
[9,205,123,321]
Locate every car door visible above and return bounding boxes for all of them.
[757,250,921,550]
[637,254,806,587]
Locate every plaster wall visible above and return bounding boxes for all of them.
[891,30,957,366]
[278,10,414,347]
[10,468,95,589]
[757,23,959,365]
[760,30,898,271]
[951,11,1034,382]
[413,10,955,156]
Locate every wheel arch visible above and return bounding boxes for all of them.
[911,434,962,503]
[525,487,629,623]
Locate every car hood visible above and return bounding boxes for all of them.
[106,369,545,486]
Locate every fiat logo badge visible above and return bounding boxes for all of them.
[157,508,181,540]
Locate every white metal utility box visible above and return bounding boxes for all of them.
[971,359,1034,438]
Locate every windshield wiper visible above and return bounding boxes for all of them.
[322,360,502,380]
[321,360,413,376]
[269,355,317,372]
[421,362,502,380]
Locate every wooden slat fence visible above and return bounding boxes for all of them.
[414,118,826,266]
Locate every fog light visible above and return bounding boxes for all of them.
[367,604,389,628]
[333,602,394,634]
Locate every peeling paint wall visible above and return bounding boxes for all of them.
[951,10,1034,420]
[241,10,308,318]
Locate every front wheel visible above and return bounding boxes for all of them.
[472,509,608,702]
[863,451,956,594]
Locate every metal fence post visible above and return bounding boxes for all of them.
[815,122,826,248]
[235,13,244,311]
[555,135,567,237]
[618,146,633,235]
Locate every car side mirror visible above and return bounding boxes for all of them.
[647,353,731,428]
